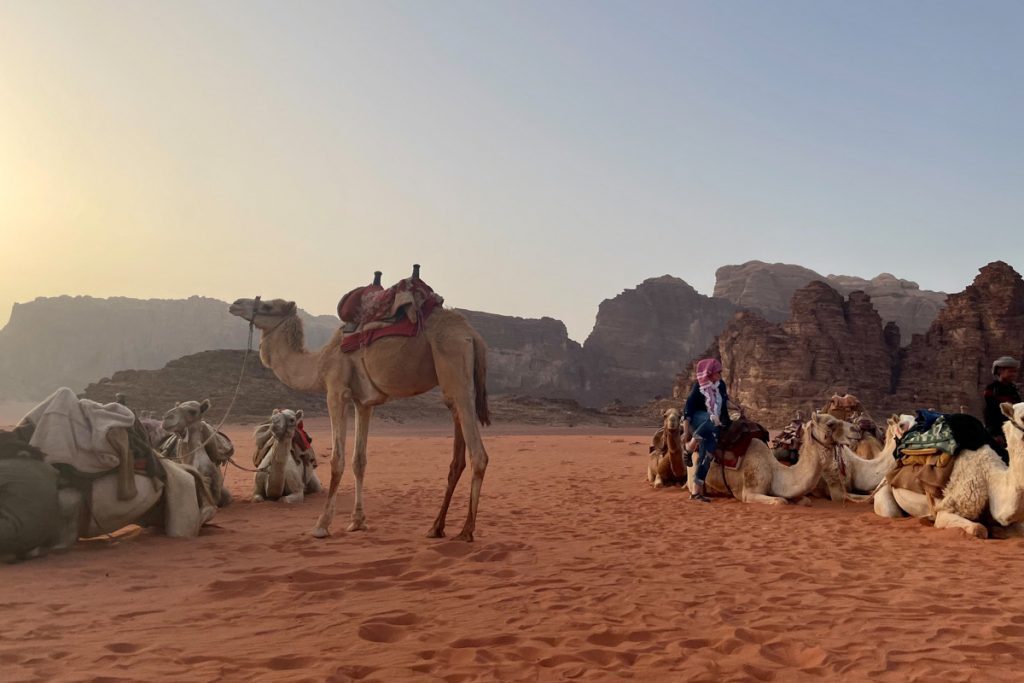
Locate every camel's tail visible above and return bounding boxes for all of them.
[473,333,491,426]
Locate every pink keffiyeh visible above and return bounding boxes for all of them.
[696,358,723,418]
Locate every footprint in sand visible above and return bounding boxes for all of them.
[356,610,421,643]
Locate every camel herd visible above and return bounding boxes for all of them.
[4,292,1024,564]
[646,399,1024,540]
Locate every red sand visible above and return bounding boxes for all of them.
[3,419,1024,682]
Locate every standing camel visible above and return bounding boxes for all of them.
[229,297,491,541]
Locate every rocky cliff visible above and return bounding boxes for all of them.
[684,281,898,426]
[714,261,946,337]
[0,296,338,400]
[893,261,1024,413]
[455,310,584,398]
[581,276,737,406]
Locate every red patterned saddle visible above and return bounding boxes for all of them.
[713,418,770,470]
[337,276,444,353]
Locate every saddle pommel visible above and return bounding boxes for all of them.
[373,271,382,286]
[412,264,420,279]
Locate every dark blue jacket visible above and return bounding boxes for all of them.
[683,381,732,428]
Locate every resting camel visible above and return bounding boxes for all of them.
[161,400,233,507]
[823,393,883,459]
[685,412,855,505]
[647,408,686,488]
[873,403,1024,539]
[2,427,215,558]
[252,409,322,503]
[814,414,914,501]
[229,296,491,541]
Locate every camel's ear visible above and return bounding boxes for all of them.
[272,408,280,416]
[295,410,303,421]
[887,413,899,426]
[1001,402,1016,420]
[662,408,671,418]
[175,401,181,407]
[200,399,211,414]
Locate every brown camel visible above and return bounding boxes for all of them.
[229,297,491,541]
[647,408,686,488]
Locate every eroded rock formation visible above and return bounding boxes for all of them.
[581,276,737,406]
[714,260,946,337]
[681,281,898,426]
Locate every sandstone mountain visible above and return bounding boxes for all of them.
[455,310,584,398]
[714,261,946,337]
[693,261,1023,426]
[685,281,899,425]
[581,276,737,406]
[893,261,1024,414]
[0,296,338,400]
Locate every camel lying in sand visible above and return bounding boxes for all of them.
[252,409,323,503]
[823,394,883,459]
[161,400,234,507]
[1,427,215,560]
[647,408,686,488]
[814,414,914,501]
[873,403,1024,539]
[685,412,855,505]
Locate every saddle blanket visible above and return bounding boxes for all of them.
[713,418,770,470]
[340,296,440,353]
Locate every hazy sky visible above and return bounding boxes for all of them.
[1,1,1021,341]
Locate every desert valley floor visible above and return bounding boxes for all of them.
[3,418,1024,682]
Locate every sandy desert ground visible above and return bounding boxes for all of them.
[3,417,1024,682]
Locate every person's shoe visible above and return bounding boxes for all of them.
[690,492,711,503]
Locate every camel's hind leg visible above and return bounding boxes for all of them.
[347,404,372,532]
[312,391,350,538]
[934,510,988,539]
[434,337,489,543]
[427,406,467,538]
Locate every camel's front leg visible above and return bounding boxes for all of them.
[347,404,372,532]
[740,492,788,506]
[934,510,988,539]
[872,483,904,518]
[428,409,467,538]
[312,392,349,538]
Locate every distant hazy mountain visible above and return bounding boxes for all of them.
[0,295,338,400]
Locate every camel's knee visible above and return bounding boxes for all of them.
[873,484,903,518]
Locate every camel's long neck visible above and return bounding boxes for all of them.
[1005,426,1024,490]
[770,431,825,499]
[177,425,204,465]
[259,315,325,393]
[265,435,291,499]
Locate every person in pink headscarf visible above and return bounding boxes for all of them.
[682,358,731,502]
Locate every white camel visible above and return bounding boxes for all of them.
[685,412,855,505]
[161,400,233,507]
[252,409,323,503]
[873,402,1024,539]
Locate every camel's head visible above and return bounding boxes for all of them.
[270,408,303,440]
[162,399,210,435]
[807,411,856,448]
[228,298,297,330]
[1000,403,1024,442]
[884,413,915,444]
[662,408,682,433]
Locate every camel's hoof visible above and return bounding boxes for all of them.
[454,531,474,543]
[311,527,330,539]
[346,520,369,532]
[966,524,989,540]
[426,528,446,539]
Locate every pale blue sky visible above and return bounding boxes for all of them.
[1,1,1020,341]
